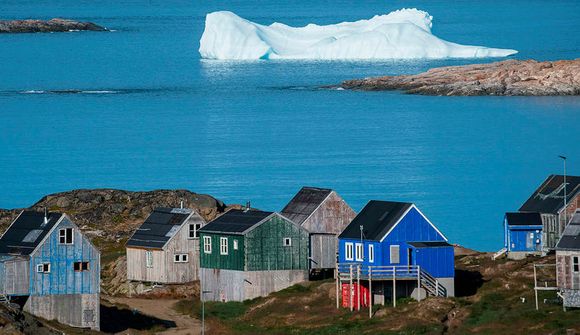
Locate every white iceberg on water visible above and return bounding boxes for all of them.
[199,9,517,60]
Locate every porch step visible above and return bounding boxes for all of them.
[492,247,507,260]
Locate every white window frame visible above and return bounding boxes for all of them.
[188,224,196,239]
[233,239,239,250]
[36,263,51,273]
[174,253,189,263]
[345,242,353,261]
[58,228,74,245]
[283,237,292,247]
[368,244,374,263]
[203,236,212,254]
[220,237,228,255]
[390,245,400,264]
[355,243,364,261]
[145,250,153,268]
[573,256,579,273]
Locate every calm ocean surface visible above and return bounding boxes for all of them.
[1,0,579,250]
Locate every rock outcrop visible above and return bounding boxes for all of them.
[0,18,106,33]
[0,189,227,241]
[341,59,580,96]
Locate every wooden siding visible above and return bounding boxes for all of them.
[300,191,356,234]
[199,233,245,271]
[24,293,99,330]
[245,215,309,271]
[126,212,204,283]
[29,217,100,296]
[541,214,559,250]
[557,250,580,290]
[200,268,308,302]
[310,234,337,269]
[0,258,29,295]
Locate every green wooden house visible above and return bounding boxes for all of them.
[198,209,309,301]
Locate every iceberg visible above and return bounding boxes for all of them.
[199,9,518,60]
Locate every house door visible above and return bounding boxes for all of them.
[408,248,414,270]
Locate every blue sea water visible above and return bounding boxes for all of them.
[0,0,579,251]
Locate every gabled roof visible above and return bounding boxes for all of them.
[519,175,580,214]
[126,207,193,249]
[505,212,543,226]
[199,209,273,235]
[556,210,580,250]
[281,187,333,225]
[339,200,412,241]
[0,211,64,255]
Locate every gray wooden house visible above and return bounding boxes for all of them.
[555,210,580,308]
[518,174,580,253]
[281,187,356,275]
[0,211,100,330]
[198,209,309,301]
[126,207,206,284]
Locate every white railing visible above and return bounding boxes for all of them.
[337,263,447,298]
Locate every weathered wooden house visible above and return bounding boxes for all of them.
[126,207,206,283]
[503,212,543,258]
[0,211,100,330]
[555,210,580,308]
[198,209,309,301]
[281,186,356,275]
[336,200,454,311]
[518,174,580,253]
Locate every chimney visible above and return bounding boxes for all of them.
[180,200,184,209]
[244,201,251,212]
[43,207,48,225]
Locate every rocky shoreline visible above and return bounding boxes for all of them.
[0,18,106,33]
[340,59,580,96]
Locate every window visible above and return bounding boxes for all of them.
[203,236,212,254]
[390,245,400,264]
[369,244,374,263]
[174,254,189,263]
[283,237,292,247]
[74,262,90,272]
[145,250,153,268]
[574,256,579,273]
[345,242,353,261]
[233,239,239,250]
[188,223,201,239]
[59,228,73,244]
[37,263,51,273]
[355,243,364,261]
[220,237,228,255]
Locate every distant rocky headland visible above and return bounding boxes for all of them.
[340,59,580,96]
[0,18,107,33]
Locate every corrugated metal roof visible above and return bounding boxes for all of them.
[519,175,580,214]
[556,210,580,250]
[408,241,452,248]
[126,207,192,249]
[199,209,273,234]
[505,212,543,226]
[0,211,63,255]
[339,200,412,241]
[281,187,332,225]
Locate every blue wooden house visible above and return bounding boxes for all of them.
[0,211,100,330]
[503,212,543,258]
[336,200,454,311]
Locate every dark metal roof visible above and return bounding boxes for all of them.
[339,200,412,241]
[519,175,580,214]
[505,212,543,226]
[0,211,63,255]
[126,207,192,249]
[281,187,332,225]
[556,211,580,250]
[199,209,273,234]
[408,241,452,248]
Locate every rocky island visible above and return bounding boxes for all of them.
[341,59,580,96]
[0,18,106,33]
